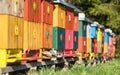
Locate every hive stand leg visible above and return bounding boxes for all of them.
[50,57,56,71]
[38,49,42,62]
[62,57,68,71]
[79,53,83,61]
[0,49,7,68]
[1,73,9,75]
[21,50,27,64]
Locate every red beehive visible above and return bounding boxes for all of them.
[65,30,73,49]
[41,0,53,25]
[24,0,41,23]
[73,15,78,31]
[78,36,86,52]
[94,40,98,53]
[66,8,74,30]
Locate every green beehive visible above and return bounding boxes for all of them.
[78,21,87,37]
[73,31,78,50]
[52,27,65,50]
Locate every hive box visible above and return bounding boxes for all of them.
[73,16,78,31]
[24,0,41,22]
[0,0,24,17]
[78,36,86,53]
[104,43,108,53]
[41,0,53,25]
[0,15,23,49]
[24,21,41,49]
[53,4,66,28]
[86,38,92,53]
[78,21,87,37]
[73,31,78,50]
[65,8,74,30]
[52,27,65,50]
[97,28,102,42]
[104,32,109,43]
[86,25,92,38]
[91,25,97,39]
[93,40,98,53]
[40,23,52,49]
[65,30,73,49]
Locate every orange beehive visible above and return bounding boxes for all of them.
[24,0,41,22]
[78,36,86,52]
[41,0,53,25]
[40,23,52,49]
[73,15,78,31]
[65,8,74,30]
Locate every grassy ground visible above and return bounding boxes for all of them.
[26,59,120,75]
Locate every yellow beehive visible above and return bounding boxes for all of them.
[86,38,91,53]
[97,28,102,42]
[0,14,23,49]
[53,4,65,28]
[104,43,108,53]
[23,21,41,50]
[0,14,24,68]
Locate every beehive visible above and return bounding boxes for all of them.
[73,16,78,31]
[23,21,41,49]
[86,38,92,53]
[65,30,73,49]
[0,0,24,17]
[73,31,78,50]
[86,24,92,38]
[78,36,86,52]
[52,27,65,50]
[65,8,74,30]
[0,15,23,49]
[41,0,53,25]
[104,32,109,43]
[53,4,66,28]
[40,23,52,49]
[93,40,98,53]
[91,24,97,39]
[104,43,108,53]
[78,21,87,37]
[24,0,41,22]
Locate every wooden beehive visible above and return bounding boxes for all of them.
[24,0,41,22]
[74,16,78,31]
[23,21,41,49]
[78,21,87,37]
[53,4,66,28]
[41,0,53,25]
[73,31,78,50]
[65,30,73,49]
[0,0,24,17]
[78,36,86,53]
[40,23,52,49]
[52,27,65,50]
[0,15,23,49]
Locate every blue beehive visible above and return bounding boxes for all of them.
[104,29,109,43]
[91,24,97,39]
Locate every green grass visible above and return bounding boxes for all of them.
[27,59,120,75]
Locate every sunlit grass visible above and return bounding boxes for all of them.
[26,59,120,75]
